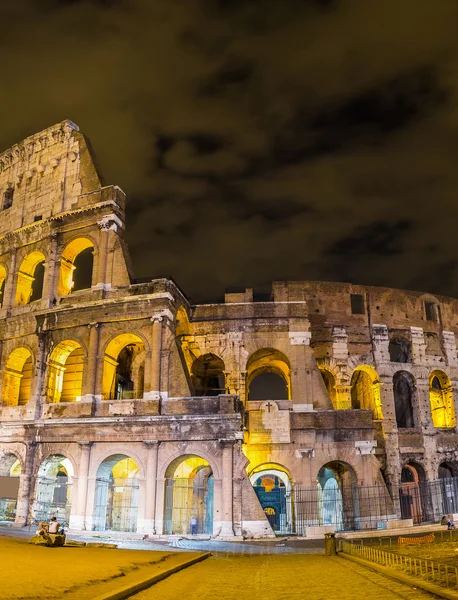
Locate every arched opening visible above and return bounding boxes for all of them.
[15,251,46,305]
[33,455,73,525]
[438,462,458,516]
[320,369,337,407]
[429,371,455,428]
[250,464,294,534]
[400,463,426,524]
[191,354,225,396]
[247,348,291,401]
[93,455,140,532]
[2,348,33,406]
[102,334,146,400]
[393,371,416,428]
[0,264,6,308]
[46,340,84,403]
[350,366,382,419]
[164,455,214,535]
[389,337,412,363]
[59,238,94,296]
[317,461,358,531]
[0,453,21,523]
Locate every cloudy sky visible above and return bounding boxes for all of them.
[1,0,457,301]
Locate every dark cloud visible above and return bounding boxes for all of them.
[1,0,458,301]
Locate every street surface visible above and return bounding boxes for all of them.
[132,554,437,600]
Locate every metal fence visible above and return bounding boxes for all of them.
[164,477,214,535]
[33,476,72,525]
[93,476,139,532]
[294,483,397,533]
[0,498,17,522]
[341,540,458,589]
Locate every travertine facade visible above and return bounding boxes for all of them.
[1,121,458,538]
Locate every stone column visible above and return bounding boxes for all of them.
[218,441,235,537]
[70,442,92,530]
[141,441,159,534]
[145,316,163,400]
[41,233,58,307]
[154,478,167,535]
[31,331,47,420]
[82,323,100,400]
[94,219,111,289]
[2,250,17,311]
[14,442,36,526]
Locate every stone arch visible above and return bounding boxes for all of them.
[319,368,337,408]
[2,347,34,406]
[429,370,455,429]
[163,453,214,535]
[248,463,294,534]
[317,461,359,531]
[15,250,46,305]
[160,447,220,480]
[0,451,22,522]
[175,306,193,337]
[393,370,416,428]
[102,333,147,400]
[91,447,146,480]
[33,454,74,524]
[388,336,412,363]
[0,263,6,307]
[400,461,427,524]
[92,454,140,532]
[58,237,95,296]
[46,340,85,403]
[246,348,291,401]
[350,365,382,419]
[191,353,226,396]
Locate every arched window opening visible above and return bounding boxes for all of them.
[438,462,458,515]
[15,251,46,305]
[46,340,84,403]
[317,461,358,531]
[2,187,14,210]
[93,455,139,532]
[191,353,225,396]
[350,366,382,419]
[429,371,455,428]
[393,371,416,429]
[249,372,288,401]
[0,265,6,308]
[102,334,146,400]
[59,238,94,296]
[389,337,411,363]
[246,348,291,401]
[250,465,293,534]
[33,455,73,525]
[2,348,33,406]
[164,454,214,535]
[0,453,21,522]
[320,369,337,407]
[400,463,426,524]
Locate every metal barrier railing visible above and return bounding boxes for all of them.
[341,540,458,589]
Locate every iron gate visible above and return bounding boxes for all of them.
[93,476,139,532]
[33,475,72,525]
[164,477,214,535]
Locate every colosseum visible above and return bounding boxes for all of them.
[0,120,457,539]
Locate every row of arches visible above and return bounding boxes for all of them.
[322,366,456,429]
[2,333,147,405]
[0,237,94,308]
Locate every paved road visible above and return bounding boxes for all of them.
[132,555,438,600]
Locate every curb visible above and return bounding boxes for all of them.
[338,552,458,600]
[92,552,211,600]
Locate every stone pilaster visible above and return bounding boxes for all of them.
[69,442,92,530]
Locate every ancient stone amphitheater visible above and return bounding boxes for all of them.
[0,121,457,539]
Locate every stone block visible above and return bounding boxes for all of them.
[386,519,413,530]
[85,542,118,549]
[64,540,86,547]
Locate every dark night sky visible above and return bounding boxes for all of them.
[1,0,458,302]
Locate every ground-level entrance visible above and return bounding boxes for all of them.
[251,467,294,534]
[164,454,214,535]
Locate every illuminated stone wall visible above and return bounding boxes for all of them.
[1,122,458,537]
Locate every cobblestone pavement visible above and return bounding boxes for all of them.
[132,555,439,600]
[0,525,323,554]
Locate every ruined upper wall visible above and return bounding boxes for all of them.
[0,120,106,237]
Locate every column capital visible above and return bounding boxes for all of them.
[218,438,236,447]
[87,322,99,329]
[143,440,160,448]
[151,309,174,323]
[77,441,93,450]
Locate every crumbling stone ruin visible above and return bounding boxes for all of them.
[1,121,458,538]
